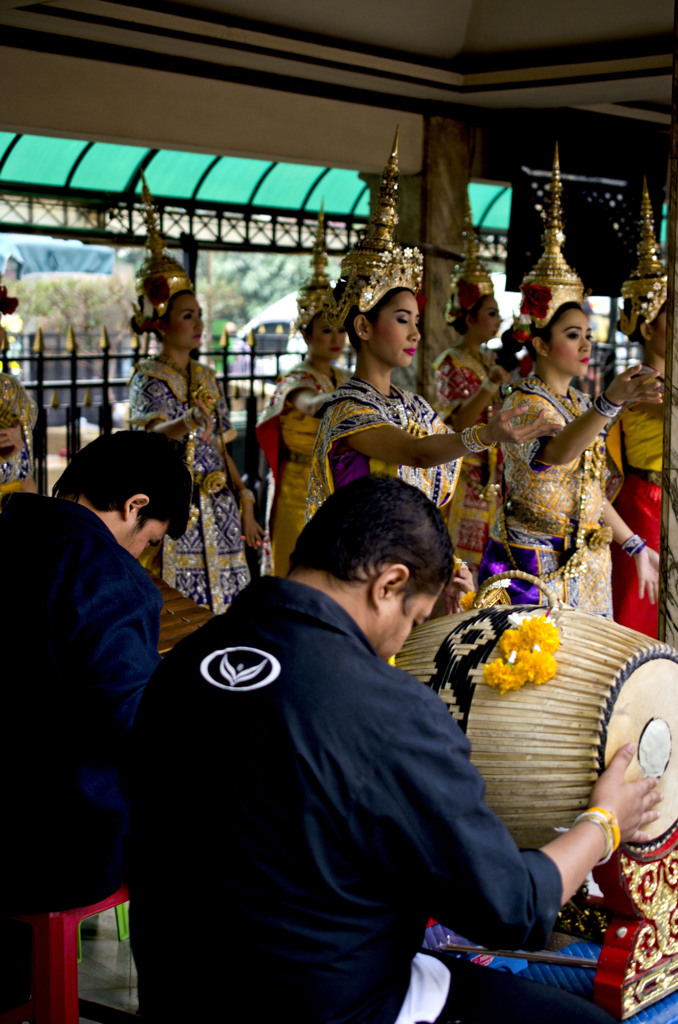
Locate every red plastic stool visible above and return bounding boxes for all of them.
[0,882,131,1024]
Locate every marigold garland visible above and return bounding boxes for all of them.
[483,614,560,695]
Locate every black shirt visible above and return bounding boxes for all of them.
[130,576,561,1024]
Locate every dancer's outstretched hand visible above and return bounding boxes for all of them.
[481,404,563,446]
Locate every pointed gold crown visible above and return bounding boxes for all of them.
[0,372,34,429]
[446,189,494,323]
[619,178,667,337]
[293,206,333,334]
[132,171,194,329]
[519,144,584,328]
[324,128,423,330]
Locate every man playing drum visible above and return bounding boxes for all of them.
[129,476,661,1024]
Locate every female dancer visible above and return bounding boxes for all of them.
[0,286,37,505]
[257,213,350,576]
[129,178,261,614]
[479,150,661,614]
[434,193,511,572]
[610,181,666,635]
[307,132,560,523]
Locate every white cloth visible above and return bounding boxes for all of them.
[394,952,451,1024]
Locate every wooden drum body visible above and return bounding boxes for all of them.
[396,605,678,1019]
[397,605,678,851]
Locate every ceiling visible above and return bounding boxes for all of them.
[0,0,673,175]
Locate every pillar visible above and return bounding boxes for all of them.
[658,3,678,646]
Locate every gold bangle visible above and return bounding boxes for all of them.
[239,487,255,505]
[586,806,621,851]
[573,807,620,865]
[472,423,496,451]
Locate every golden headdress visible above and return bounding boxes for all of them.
[0,373,36,430]
[619,178,667,338]
[323,128,423,331]
[446,189,494,324]
[293,206,332,334]
[519,144,584,329]
[132,172,194,331]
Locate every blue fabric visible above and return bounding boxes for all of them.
[130,576,562,1024]
[0,493,162,911]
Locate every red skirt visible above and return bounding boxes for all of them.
[611,472,661,637]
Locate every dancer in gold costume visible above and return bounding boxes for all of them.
[479,148,661,613]
[610,180,667,636]
[129,177,261,614]
[257,211,350,577]
[434,193,510,572]
[0,283,37,507]
[307,131,557,524]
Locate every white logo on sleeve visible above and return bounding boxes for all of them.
[200,646,281,692]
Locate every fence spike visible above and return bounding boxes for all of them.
[131,332,140,352]
[32,326,44,354]
[51,389,60,411]
[99,325,110,351]
[66,325,77,353]
[219,325,229,349]
[84,387,92,409]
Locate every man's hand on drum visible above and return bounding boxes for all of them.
[590,743,662,844]
[479,404,563,447]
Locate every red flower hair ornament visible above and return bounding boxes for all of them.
[456,281,481,312]
[520,284,551,322]
[144,275,171,309]
[0,286,19,316]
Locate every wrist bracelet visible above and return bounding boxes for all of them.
[573,806,620,865]
[479,376,500,395]
[621,533,647,557]
[460,424,497,453]
[593,391,623,419]
[239,487,256,505]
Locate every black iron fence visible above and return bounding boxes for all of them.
[2,322,634,496]
[1,329,357,494]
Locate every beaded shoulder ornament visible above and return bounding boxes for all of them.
[516,144,585,335]
[446,189,494,324]
[292,204,333,335]
[619,178,667,337]
[323,128,423,330]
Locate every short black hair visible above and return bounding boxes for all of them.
[291,476,454,595]
[526,301,584,359]
[53,431,192,539]
[334,285,414,351]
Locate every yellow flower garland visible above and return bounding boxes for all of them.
[483,614,560,695]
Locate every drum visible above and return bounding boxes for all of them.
[396,579,678,851]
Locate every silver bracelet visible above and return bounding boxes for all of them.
[593,391,623,419]
[460,426,487,453]
[621,533,647,557]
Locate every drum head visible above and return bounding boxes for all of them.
[603,656,678,848]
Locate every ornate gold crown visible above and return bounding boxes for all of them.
[446,189,494,323]
[323,128,423,331]
[619,178,667,337]
[132,172,194,330]
[519,144,584,329]
[293,205,333,334]
[0,372,35,429]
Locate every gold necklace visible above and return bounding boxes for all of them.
[524,375,580,419]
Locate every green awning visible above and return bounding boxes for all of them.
[0,133,370,216]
